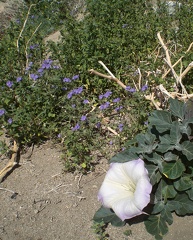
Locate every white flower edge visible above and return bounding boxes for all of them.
[98,159,152,221]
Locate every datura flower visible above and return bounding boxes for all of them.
[98,159,152,221]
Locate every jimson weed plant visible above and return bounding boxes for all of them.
[94,98,193,239]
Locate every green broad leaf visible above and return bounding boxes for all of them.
[181,141,193,161]
[156,143,175,153]
[183,99,193,121]
[144,152,162,165]
[166,200,181,212]
[174,177,192,191]
[132,132,158,154]
[159,135,172,145]
[162,184,177,199]
[170,121,182,144]
[146,164,160,185]
[149,110,172,133]
[186,188,193,200]
[169,98,185,120]
[144,215,168,239]
[161,207,173,225]
[163,152,178,162]
[173,193,193,215]
[152,201,165,214]
[110,149,138,163]
[179,122,191,136]
[136,132,156,146]
[162,160,185,179]
[93,206,125,227]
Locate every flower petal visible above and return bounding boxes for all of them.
[98,159,152,221]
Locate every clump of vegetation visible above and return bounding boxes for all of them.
[1,0,193,238]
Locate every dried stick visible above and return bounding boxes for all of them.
[89,69,126,89]
[98,61,116,78]
[17,4,36,52]
[138,68,142,90]
[181,62,193,79]
[162,41,193,79]
[0,140,19,183]
[25,22,42,68]
[145,92,161,110]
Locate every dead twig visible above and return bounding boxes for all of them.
[0,140,20,183]
[16,4,36,52]
[89,68,126,90]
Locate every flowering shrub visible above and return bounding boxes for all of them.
[94,98,193,239]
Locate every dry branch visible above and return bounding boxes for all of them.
[0,140,19,183]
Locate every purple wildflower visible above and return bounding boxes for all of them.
[144,121,148,125]
[41,59,53,69]
[30,44,39,50]
[103,91,112,98]
[38,68,44,73]
[6,81,13,88]
[0,109,5,116]
[71,104,76,108]
[122,24,128,28]
[57,133,61,138]
[62,87,67,91]
[100,102,110,110]
[129,88,136,93]
[74,86,83,94]
[113,98,120,103]
[53,65,60,69]
[141,85,148,92]
[72,123,80,131]
[125,86,131,91]
[16,76,22,82]
[30,74,39,81]
[8,118,13,124]
[63,77,71,83]
[81,115,87,121]
[67,91,74,99]
[115,106,123,112]
[118,123,124,132]
[99,94,104,100]
[72,74,79,80]
[109,141,113,145]
[96,122,101,128]
[83,99,89,104]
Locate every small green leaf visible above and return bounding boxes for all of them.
[144,215,168,239]
[169,98,185,120]
[174,177,192,191]
[162,160,185,179]
[181,141,193,161]
[149,110,172,133]
[93,206,125,227]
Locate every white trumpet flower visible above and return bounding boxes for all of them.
[98,159,152,221]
